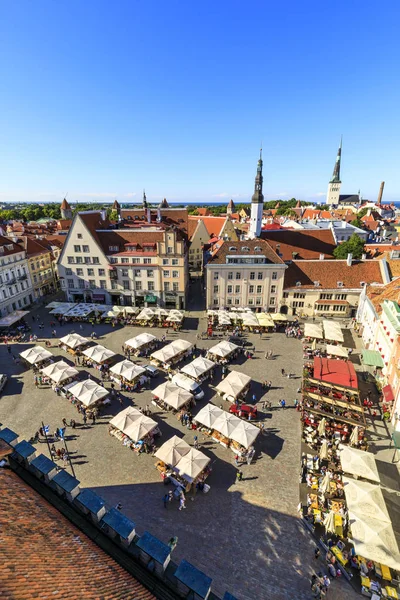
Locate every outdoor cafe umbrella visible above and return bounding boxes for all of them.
[318,418,326,437]
[194,404,223,429]
[173,448,211,483]
[154,435,191,467]
[124,415,157,443]
[349,426,359,447]
[319,439,329,460]
[323,510,336,534]
[320,472,331,496]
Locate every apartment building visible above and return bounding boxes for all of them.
[0,236,34,317]
[10,237,57,299]
[57,211,188,309]
[205,239,286,311]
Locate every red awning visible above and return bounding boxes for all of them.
[383,384,394,403]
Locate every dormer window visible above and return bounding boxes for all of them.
[296,281,302,287]
[337,281,344,287]
[360,281,366,287]
[241,246,250,252]
[229,246,237,251]
[314,281,320,287]
[254,246,262,252]
[109,245,119,252]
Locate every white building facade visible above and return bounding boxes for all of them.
[0,236,34,317]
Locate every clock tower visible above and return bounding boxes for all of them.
[326,138,342,205]
[249,149,264,239]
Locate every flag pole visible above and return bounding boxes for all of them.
[42,421,52,458]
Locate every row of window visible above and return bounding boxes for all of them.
[1,293,31,314]
[226,258,267,264]
[31,258,50,271]
[213,284,276,295]
[66,279,179,292]
[0,268,26,284]
[67,256,100,264]
[213,271,277,281]
[315,304,347,312]
[284,292,348,301]
[0,280,29,299]
[109,257,154,264]
[0,253,24,266]
[213,297,275,306]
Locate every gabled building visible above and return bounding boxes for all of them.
[0,236,34,317]
[187,216,239,271]
[10,236,57,299]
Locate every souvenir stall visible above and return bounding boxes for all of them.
[229,420,260,456]
[82,345,116,370]
[59,333,90,355]
[326,344,349,359]
[41,360,79,393]
[322,320,344,344]
[211,411,242,448]
[206,340,239,364]
[165,310,184,329]
[136,308,156,326]
[155,436,211,495]
[180,356,215,383]
[152,382,193,412]
[215,370,251,403]
[125,333,158,356]
[110,360,147,390]
[109,407,160,453]
[20,346,53,368]
[150,339,192,370]
[66,379,110,410]
[193,404,224,434]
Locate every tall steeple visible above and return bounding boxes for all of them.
[249,149,264,238]
[142,189,147,208]
[330,137,342,183]
[326,138,343,206]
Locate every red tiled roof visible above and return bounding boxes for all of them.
[60,198,71,210]
[0,469,155,600]
[261,229,337,261]
[0,235,24,256]
[284,259,384,289]
[367,279,400,314]
[188,215,226,238]
[208,239,283,264]
[121,208,189,235]
[313,357,358,389]
[57,219,72,230]
[196,207,211,216]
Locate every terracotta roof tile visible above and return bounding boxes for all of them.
[261,229,336,261]
[284,259,385,289]
[208,239,283,264]
[366,278,400,314]
[188,215,226,238]
[0,469,156,600]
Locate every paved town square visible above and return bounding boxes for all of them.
[0,295,359,600]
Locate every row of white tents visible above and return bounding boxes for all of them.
[109,406,158,443]
[155,435,210,483]
[47,302,185,322]
[194,403,259,449]
[150,339,192,365]
[304,320,344,343]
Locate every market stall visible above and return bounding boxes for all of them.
[67,379,109,408]
[49,303,76,315]
[150,339,192,369]
[256,313,275,329]
[59,333,90,354]
[173,448,211,485]
[0,310,30,328]
[110,360,146,388]
[326,344,349,359]
[109,406,159,451]
[206,340,239,363]
[20,345,53,367]
[230,420,260,450]
[41,360,79,386]
[270,313,288,323]
[125,333,158,356]
[193,404,223,429]
[180,356,215,382]
[154,435,191,467]
[241,312,259,329]
[82,345,116,368]
[215,370,251,403]
[304,323,324,340]
[152,382,193,411]
[322,320,344,344]
[212,411,242,448]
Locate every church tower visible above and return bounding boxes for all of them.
[60,198,72,220]
[249,150,264,239]
[326,139,342,205]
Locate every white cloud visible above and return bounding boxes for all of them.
[122,192,137,198]
[212,192,229,198]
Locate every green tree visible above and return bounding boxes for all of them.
[333,233,365,260]
[350,217,364,229]
[357,207,368,218]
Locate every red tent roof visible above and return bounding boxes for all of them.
[313,357,358,390]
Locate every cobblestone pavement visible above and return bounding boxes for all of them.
[0,300,359,600]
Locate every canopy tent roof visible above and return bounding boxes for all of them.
[123,306,139,314]
[230,420,260,449]
[218,312,231,325]
[19,346,53,365]
[173,448,211,483]
[110,360,146,382]
[326,344,349,358]
[123,415,158,443]
[304,323,324,339]
[348,510,400,571]
[362,349,384,368]
[64,304,98,318]
[46,301,65,309]
[313,357,358,390]
[322,320,344,343]
[136,308,155,320]
[125,333,157,349]
[110,406,142,432]
[207,340,239,358]
[59,333,89,349]
[152,382,193,409]
[256,313,274,327]
[215,370,251,399]
[180,356,215,379]
[343,476,399,525]
[0,310,30,327]
[270,313,288,322]
[212,412,242,438]
[41,360,78,383]
[193,403,223,428]
[49,304,76,315]
[67,379,109,407]
[150,339,192,364]
[82,345,116,364]
[242,313,259,326]
[101,310,118,318]
[154,435,191,467]
[339,445,380,483]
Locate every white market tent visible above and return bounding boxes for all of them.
[257,313,275,327]
[20,346,53,365]
[59,333,90,350]
[154,435,191,467]
[124,415,158,443]
[173,448,211,483]
[348,510,400,571]
[343,476,392,523]
[46,301,65,309]
[215,370,251,400]
[150,339,192,365]
[0,310,30,327]
[110,406,142,432]
[242,312,259,327]
[270,313,288,322]
[207,340,239,359]
[212,412,242,438]
[323,320,344,343]
[110,360,146,382]
[304,323,324,339]
[230,420,260,449]
[41,360,78,383]
[49,304,76,315]
[82,345,116,364]
[137,308,155,320]
[180,356,215,380]
[152,382,193,409]
[339,445,380,484]
[125,333,157,350]
[194,404,223,428]
[68,379,109,407]
[326,344,349,358]
[171,339,192,352]
[64,304,96,318]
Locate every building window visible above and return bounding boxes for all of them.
[163,259,169,265]
[78,280,85,289]
[333,305,346,312]
[84,257,91,264]
[248,298,254,305]
[164,282,170,291]
[214,272,219,280]
[122,269,129,277]
[172,271,179,278]
[135,281,142,291]
[109,246,119,252]
[256,297,262,305]
[167,246,173,254]
[67,256,74,264]
[148,281,155,291]
[334,293,347,300]
[77,233,82,239]
[89,280,96,289]
[163,270,170,278]
[172,259,178,265]
[228,272,233,280]
[87,268,94,276]
[100,280,106,289]
[236,272,241,280]
[98,268,105,276]
[294,292,305,299]
[76,256,83,264]
[227,298,232,305]
[74,245,81,252]
[320,293,333,300]
[235,298,240,305]
[227,285,233,293]
[82,245,89,252]
[123,280,130,290]
[293,301,304,308]
[235,285,240,294]
[272,272,277,280]
[256,285,262,294]
[214,285,219,293]
[213,298,219,305]
[111,281,118,290]
[271,285,276,294]
[65,268,72,276]
[250,272,255,280]
[173,282,179,292]
[121,258,129,264]
[67,278,74,288]
[270,297,275,305]
[147,270,154,278]
[93,257,100,264]
[249,285,254,294]
[143,258,152,264]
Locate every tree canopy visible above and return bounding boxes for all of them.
[333,233,366,260]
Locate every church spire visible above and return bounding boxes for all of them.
[251,148,264,204]
[330,137,342,184]
[142,189,147,208]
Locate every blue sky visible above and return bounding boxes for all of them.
[0,1,399,205]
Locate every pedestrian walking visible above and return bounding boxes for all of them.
[235,470,243,483]
[193,435,199,449]
[252,393,256,403]
[7,345,11,354]
[70,419,76,428]
[314,546,320,559]
[281,368,286,377]
[178,496,186,510]
[163,493,170,508]
[83,414,87,425]
[92,414,96,425]
[234,454,239,467]
[280,399,286,409]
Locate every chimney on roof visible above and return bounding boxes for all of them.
[377,181,385,205]
[147,207,151,224]
[100,209,107,222]
[347,253,353,266]
[319,253,325,260]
